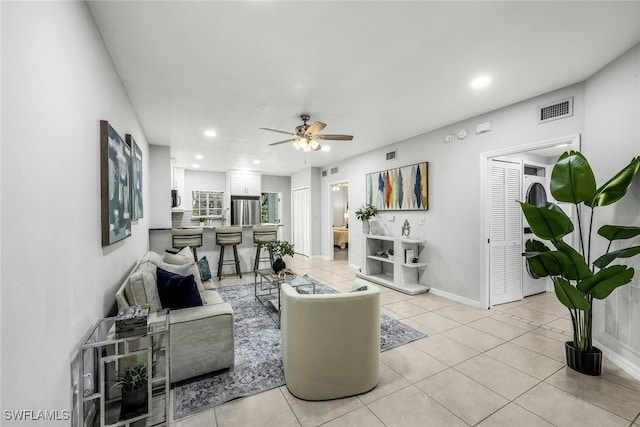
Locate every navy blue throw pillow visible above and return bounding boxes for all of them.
[196,256,212,281]
[156,267,203,310]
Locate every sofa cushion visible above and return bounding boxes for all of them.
[139,251,163,267]
[156,267,203,310]
[127,270,162,310]
[203,289,224,305]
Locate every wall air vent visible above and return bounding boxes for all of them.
[322,170,327,177]
[538,97,573,123]
[386,150,397,161]
[330,167,339,175]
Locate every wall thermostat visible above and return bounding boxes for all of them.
[457,129,468,140]
[444,134,454,143]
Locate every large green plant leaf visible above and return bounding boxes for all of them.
[553,241,592,280]
[523,240,554,277]
[524,249,573,277]
[519,202,574,241]
[553,277,590,311]
[593,246,640,269]
[576,265,635,299]
[550,151,596,204]
[587,157,640,207]
[598,225,640,241]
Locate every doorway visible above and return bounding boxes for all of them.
[329,181,349,262]
[292,188,310,256]
[483,135,581,308]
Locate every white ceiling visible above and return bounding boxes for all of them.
[88,1,640,176]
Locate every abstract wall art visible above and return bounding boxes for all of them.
[366,162,428,211]
[101,120,131,245]
[126,134,144,220]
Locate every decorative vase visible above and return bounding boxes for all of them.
[565,341,602,376]
[272,257,286,273]
[120,386,148,419]
[362,219,370,234]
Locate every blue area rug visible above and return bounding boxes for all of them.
[173,277,426,419]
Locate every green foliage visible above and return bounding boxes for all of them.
[520,152,640,352]
[256,240,294,259]
[387,248,394,255]
[116,359,148,391]
[355,203,378,221]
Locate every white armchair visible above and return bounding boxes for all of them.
[280,279,380,400]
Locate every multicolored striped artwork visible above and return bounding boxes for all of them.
[366,162,428,210]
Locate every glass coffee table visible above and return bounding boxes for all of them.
[255,269,316,326]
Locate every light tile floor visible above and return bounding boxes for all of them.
[170,252,640,426]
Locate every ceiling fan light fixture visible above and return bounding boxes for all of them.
[292,139,301,150]
[310,140,320,150]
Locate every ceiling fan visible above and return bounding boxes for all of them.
[260,114,353,152]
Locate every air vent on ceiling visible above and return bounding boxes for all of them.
[538,97,573,123]
[386,150,397,161]
[330,167,339,175]
[322,170,327,177]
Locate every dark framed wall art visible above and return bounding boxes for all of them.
[126,134,144,220]
[100,120,132,245]
[365,162,428,210]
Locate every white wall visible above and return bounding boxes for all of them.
[585,43,640,376]
[332,186,348,227]
[1,1,150,420]
[149,145,171,228]
[184,169,227,210]
[321,83,585,302]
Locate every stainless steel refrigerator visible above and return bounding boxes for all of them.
[230,196,260,226]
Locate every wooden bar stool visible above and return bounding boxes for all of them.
[253,225,278,276]
[216,226,243,281]
[171,228,204,260]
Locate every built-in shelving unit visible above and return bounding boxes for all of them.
[357,235,429,295]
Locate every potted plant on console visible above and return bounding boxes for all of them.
[115,358,149,418]
[257,240,295,273]
[519,151,640,375]
[355,203,378,234]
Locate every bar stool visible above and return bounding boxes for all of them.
[253,225,278,276]
[171,228,204,260]
[216,226,243,281]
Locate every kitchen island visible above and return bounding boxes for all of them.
[149,225,283,279]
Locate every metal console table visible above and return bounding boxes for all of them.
[255,269,315,325]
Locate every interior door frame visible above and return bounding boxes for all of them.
[480,134,581,309]
[327,179,349,261]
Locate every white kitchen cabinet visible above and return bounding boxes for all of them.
[228,170,262,196]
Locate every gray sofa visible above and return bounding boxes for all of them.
[115,249,234,383]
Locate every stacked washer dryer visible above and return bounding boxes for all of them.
[522,164,552,296]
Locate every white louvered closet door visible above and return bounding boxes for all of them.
[489,159,523,305]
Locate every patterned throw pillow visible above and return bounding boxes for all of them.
[196,256,212,281]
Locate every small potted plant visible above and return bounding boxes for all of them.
[257,240,295,273]
[355,203,378,234]
[115,359,148,418]
[520,151,640,375]
[387,248,395,260]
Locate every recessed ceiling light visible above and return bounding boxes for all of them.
[195,154,204,160]
[253,160,261,164]
[192,164,200,168]
[471,75,491,89]
[321,146,331,152]
[204,130,217,138]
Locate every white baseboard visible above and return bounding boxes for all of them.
[594,339,640,381]
[428,287,485,309]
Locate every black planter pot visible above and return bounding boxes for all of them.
[565,341,602,376]
[120,386,148,419]
[272,257,286,273]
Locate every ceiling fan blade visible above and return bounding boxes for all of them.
[260,127,295,136]
[314,134,353,141]
[268,138,297,146]
[305,121,326,136]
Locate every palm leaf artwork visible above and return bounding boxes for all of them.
[520,152,640,362]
